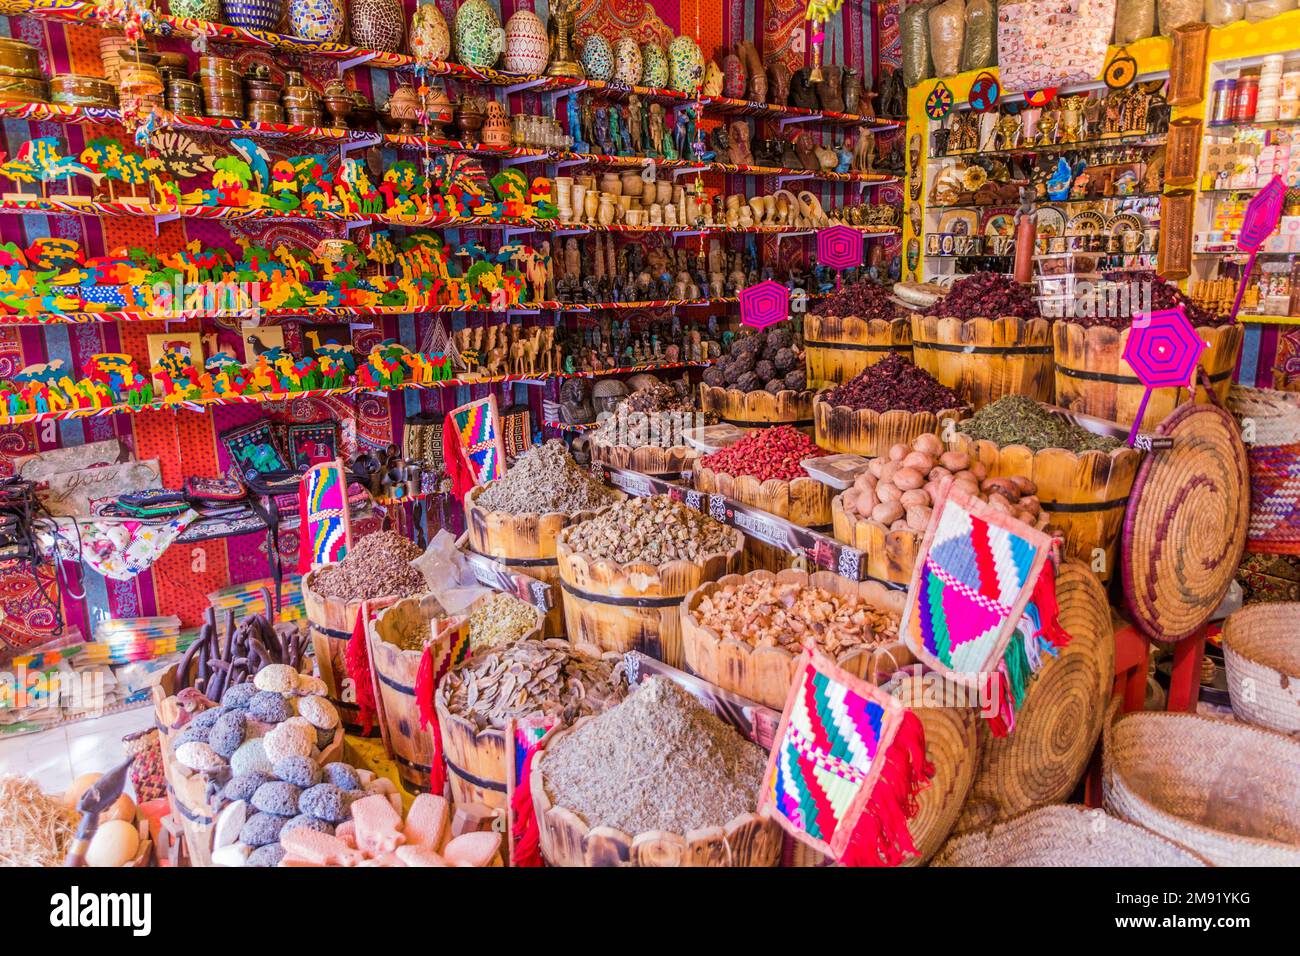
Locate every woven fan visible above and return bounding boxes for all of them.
[759,650,933,866]
[297,458,352,574]
[899,480,1071,736]
[443,394,507,500]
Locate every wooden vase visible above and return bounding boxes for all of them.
[1053,321,1243,432]
[804,314,912,387]
[464,483,626,637]
[910,315,1055,409]
[813,396,966,458]
[531,716,782,866]
[555,524,744,668]
[679,569,912,710]
[698,383,814,432]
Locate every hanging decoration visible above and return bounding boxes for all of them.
[1121,305,1209,446]
[968,71,1001,112]
[1024,87,1058,108]
[1228,174,1288,321]
[1104,50,1138,90]
[925,82,953,120]
[804,0,843,82]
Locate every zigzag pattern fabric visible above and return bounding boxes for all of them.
[769,663,886,849]
[907,498,1038,676]
[304,462,349,567]
[452,397,503,484]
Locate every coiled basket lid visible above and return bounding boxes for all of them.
[1222,602,1300,734]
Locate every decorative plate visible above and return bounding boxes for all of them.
[925,83,953,120]
[1105,52,1137,90]
[1107,211,1145,235]
[984,213,1014,237]
[938,209,980,236]
[1035,206,1066,236]
[1066,210,1105,236]
[968,71,1001,112]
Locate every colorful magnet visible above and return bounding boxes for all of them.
[968,72,1001,112]
[1025,87,1058,108]
[925,82,953,120]
[1105,52,1137,90]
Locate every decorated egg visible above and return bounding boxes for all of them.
[641,42,669,89]
[408,0,450,62]
[289,0,345,43]
[667,35,704,94]
[613,37,643,86]
[504,8,549,74]
[453,0,504,70]
[580,34,614,82]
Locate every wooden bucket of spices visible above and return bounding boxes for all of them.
[804,314,912,387]
[679,569,912,711]
[1053,321,1243,432]
[151,670,344,866]
[699,383,815,433]
[910,315,1055,409]
[556,503,744,669]
[464,483,624,637]
[693,465,833,573]
[950,425,1141,584]
[588,436,700,477]
[367,595,471,794]
[813,398,965,458]
[300,571,391,737]
[530,715,783,867]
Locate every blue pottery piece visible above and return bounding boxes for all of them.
[223,0,284,32]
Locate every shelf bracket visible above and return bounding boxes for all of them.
[777,173,814,187]
[671,165,708,179]
[502,154,545,168]
[153,212,180,236]
[504,78,548,95]
[340,133,382,159]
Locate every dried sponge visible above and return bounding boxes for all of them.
[254,664,299,694]
[297,695,339,731]
[223,771,274,804]
[247,844,286,867]
[207,710,247,758]
[321,762,361,791]
[239,811,286,847]
[229,738,274,777]
[273,756,322,789]
[251,781,302,817]
[220,683,257,710]
[281,815,335,837]
[299,783,349,823]
[294,674,329,697]
[248,690,290,723]
[262,719,315,764]
[175,741,225,773]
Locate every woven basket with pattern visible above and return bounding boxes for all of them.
[1229,385,1300,554]
[1222,602,1300,734]
[933,805,1207,867]
[1103,710,1300,866]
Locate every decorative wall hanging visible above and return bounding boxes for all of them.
[1104,51,1137,90]
[1024,88,1057,108]
[298,458,354,573]
[1168,22,1211,107]
[968,72,1001,112]
[1157,192,1195,281]
[996,0,1117,93]
[925,83,953,120]
[1165,118,1203,189]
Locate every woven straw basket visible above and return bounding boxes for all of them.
[1103,711,1300,866]
[1222,603,1300,734]
[1228,385,1300,554]
[932,805,1207,867]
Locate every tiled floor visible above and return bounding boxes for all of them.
[0,707,151,795]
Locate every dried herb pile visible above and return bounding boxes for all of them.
[540,677,767,835]
[312,531,426,602]
[932,272,1041,320]
[563,495,735,565]
[475,440,617,515]
[1082,270,1230,329]
[820,354,965,413]
[960,395,1122,453]
[809,277,898,321]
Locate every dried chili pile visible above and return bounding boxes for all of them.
[699,424,826,481]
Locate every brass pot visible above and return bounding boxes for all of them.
[0,38,41,78]
[0,76,48,103]
[50,74,119,109]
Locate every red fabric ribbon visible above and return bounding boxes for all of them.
[510,743,546,867]
[413,644,447,795]
[344,604,378,736]
[839,709,934,867]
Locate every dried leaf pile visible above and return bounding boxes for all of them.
[694,578,900,660]
[474,440,618,515]
[312,531,427,602]
[540,677,767,835]
[440,639,627,732]
[468,592,538,651]
[0,775,74,867]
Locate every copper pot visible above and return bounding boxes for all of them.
[0,38,42,78]
[0,76,48,103]
[50,74,119,109]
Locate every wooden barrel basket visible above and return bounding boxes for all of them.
[804,314,912,387]
[530,716,783,867]
[464,483,625,638]
[1054,321,1243,432]
[954,562,1113,832]
[933,805,1208,867]
[1221,602,1300,735]
[951,432,1142,583]
[589,435,700,478]
[300,570,393,736]
[152,670,344,866]
[693,465,833,573]
[1103,710,1300,866]
[699,383,815,433]
[367,594,475,794]
[556,522,744,669]
[813,397,966,459]
[910,315,1055,409]
[680,569,912,711]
